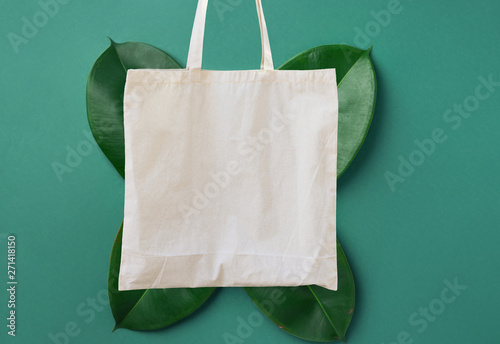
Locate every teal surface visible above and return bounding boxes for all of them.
[1,0,499,343]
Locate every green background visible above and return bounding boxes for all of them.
[1,0,499,343]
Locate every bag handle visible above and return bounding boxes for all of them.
[186,0,274,71]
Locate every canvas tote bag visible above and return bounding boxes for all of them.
[119,0,339,291]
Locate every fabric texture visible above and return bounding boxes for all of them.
[119,0,339,291]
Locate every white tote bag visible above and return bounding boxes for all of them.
[119,0,339,291]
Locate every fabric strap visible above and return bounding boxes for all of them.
[186,0,274,70]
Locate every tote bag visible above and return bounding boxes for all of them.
[119,0,339,291]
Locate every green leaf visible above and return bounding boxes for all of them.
[244,240,355,342]
[279,45,377,178]
[108,223,216,331]
[86,40,181,178]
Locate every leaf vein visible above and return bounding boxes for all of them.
[307,285,341,338]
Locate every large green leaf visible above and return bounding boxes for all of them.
[86,40,181,178]
[108,223,216,331]
[244,240,355,342]
[280,45,376,177]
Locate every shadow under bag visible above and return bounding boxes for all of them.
[119,0,339,291]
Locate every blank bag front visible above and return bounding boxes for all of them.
[119,0,339,291]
